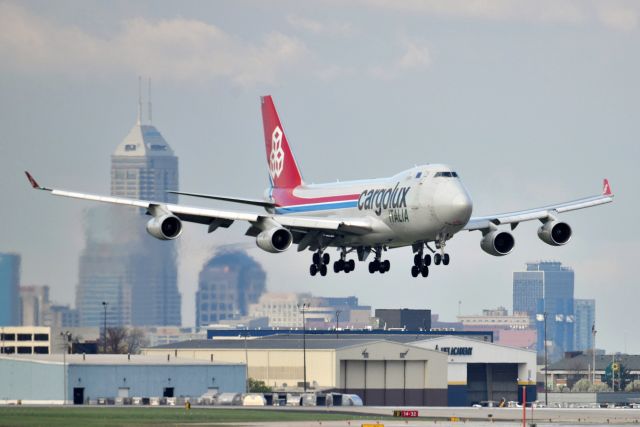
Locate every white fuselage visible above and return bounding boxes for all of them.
[270,164,473,248]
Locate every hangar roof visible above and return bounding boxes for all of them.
[149,338,385,350]
[0,354,241,366]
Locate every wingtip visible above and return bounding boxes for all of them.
[25,171,40,189]
[603,178,613,196]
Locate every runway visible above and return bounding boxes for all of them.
[279,405,640,424]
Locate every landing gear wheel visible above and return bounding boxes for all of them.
[414,254,423,267]
[424,254,432,266]
[312,253,320,265]
[368,261,379,274]
[310,264,318,276]
[443,253,450,266]
[346,259,355,273]
[421,265,429,277]
[434,253,442,265]
[320,264,327,276]
[381,260,390,273]
[411,265,420,277]
[333,261,342,273]
[323,253,330,265]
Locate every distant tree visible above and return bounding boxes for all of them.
[106,327,128,354]
[591,382,611,392]
[625,380,640,392]
[126,328,149,354]
[248,378,272,393]
[572,379,593,392]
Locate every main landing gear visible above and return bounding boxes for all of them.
[368,247,390,274]
[334,248,355,273]
[410,241,450,278]
[309,250,330,277]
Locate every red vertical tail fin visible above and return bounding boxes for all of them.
[261,95,303,189]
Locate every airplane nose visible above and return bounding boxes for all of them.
[435,188,473,226]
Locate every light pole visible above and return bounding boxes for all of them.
[101,301,108,353]
[60,331,71,405]
[298,303,309,392]
[536,311,548,406]
[544,312,548,406]
[592,322,597,383]
[244,329,249,393]
[335,310,341,340]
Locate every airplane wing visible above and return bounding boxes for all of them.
[464,179,614,231]
[24,172,373,237]
[166,190,276,209]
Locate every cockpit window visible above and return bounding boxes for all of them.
[434,171,458,178]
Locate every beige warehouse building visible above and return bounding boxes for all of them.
[143,337,448,406]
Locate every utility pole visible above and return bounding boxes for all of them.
[101,301,108,353]
[544,312,548,406]
[244,330,249,393]
[335,310,341,340]
[298,303,309,392]
[592,322,597,383]
[60,331,71,404]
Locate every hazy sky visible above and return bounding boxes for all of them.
[1,0,638,352]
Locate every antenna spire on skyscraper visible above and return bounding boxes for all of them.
[148,77,153,124]
[137,76,142,125]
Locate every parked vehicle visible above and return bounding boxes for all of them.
[341,394,363,406]
[242,394,266,406]
[217,393,242,406]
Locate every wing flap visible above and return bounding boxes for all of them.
[167,190,275,209]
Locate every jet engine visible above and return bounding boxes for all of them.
[256,227,293,253]
[146,214,183,240]
[538,220,572,246]
[480,230,515,256]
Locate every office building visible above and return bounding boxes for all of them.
[515,262,574,361]
[574,299,596,352]
[0,253,20,326]
[76,99,181,327]
[375,309,431,330]
[19,285,50,326]
[513,266,544,319]
[195,251,266,328]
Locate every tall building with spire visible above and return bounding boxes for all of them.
[76,83,181,327]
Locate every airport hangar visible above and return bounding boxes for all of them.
[144,334,536,406]
[143,337,449,406]
[0,354,245,405]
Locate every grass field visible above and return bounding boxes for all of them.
[0,406,390,427]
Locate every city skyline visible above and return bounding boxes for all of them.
[1,1,637,352]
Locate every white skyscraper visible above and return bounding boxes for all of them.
[77,90,181,327]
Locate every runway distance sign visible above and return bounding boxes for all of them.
[393,410,419,417]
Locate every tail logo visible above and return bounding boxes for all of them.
[269,126,285,180]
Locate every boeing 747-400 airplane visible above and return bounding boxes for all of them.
[26,96,614,278]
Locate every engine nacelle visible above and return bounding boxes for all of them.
[538,220,572,246]
[256,227,292,253]
[146,214,183,240]
[480,230,515,256]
